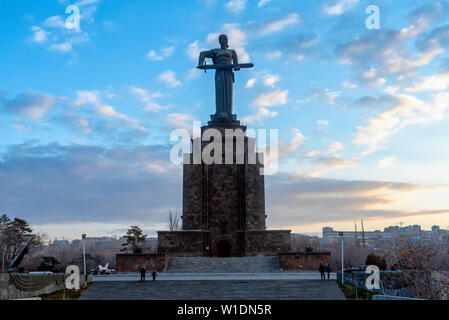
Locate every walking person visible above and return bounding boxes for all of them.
[140,266,147,282]
[151,269,157,281]
[326,263,331,280]
[319,263,326,280]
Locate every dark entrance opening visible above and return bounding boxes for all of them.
[216,239,232,257]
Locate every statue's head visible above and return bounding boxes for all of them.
[219,34,229,48]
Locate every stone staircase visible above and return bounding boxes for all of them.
[166,256,281,273]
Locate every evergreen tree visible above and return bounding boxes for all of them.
[123,226,147,253]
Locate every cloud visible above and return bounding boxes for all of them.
[406,71,449,92]
[129,86,169,112]
[0,142,444,234]
[225,0,246,14]
[27,0,97,54]
[257,31,321,62]
[186,68,202,81]
[146,46,175,61]
[417,23,449,53]
[302,150,322,158]
[353,92,449,154]
[245,78,257,89]
[187,40,207,60]
[241,107,278,124]
[258,0,272,7]
[166,113,196,131]
[146,50,163,61]
[194,13,302,65]
[342,80,358,89]
[313,156,357,170]
[299,142,345,164]
[1,92,57,119]
[265,174,440,227]
[352,95,397,108]
[327,142,344,154]
[311,88,340,104]
[257,13,300,36]
[378,157,397,169]
[265,50,282,60]
[263,74,281,87]
[74,90,101,106]
[252,89,288,107]
[317,120,329,126]
[162,46,175,57]
[74,0,102,7]
[43,15,66,29]
[72,89,149,139]
[58,112,92,134]
[0,89,148,142]
[386,47,443,74]
[93,105,149,136]
[278,129,305,158]
[196,0,218,9]
[29,26,50,43]
[49,42,73,53]
[358,68,386,88]
[157,70,182,87]
[0,142,179,225]
[324,0,358,15]
[336,2,449,88]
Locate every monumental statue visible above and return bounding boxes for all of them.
[197,34,254,124]
[153,34,291,257]
[116,34,331,270]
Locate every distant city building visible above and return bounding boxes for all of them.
[322,227,385,241]
[72,236,120,247]
[322,224,447,246]
[48,239,70,251]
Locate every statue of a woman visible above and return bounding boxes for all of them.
[198,34,239,122]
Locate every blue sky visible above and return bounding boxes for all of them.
[1,0,449,239]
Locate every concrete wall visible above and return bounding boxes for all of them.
[115,254,168,272]
[278,252,331,271]
[0,273,90,300]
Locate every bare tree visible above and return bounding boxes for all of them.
[291,235,320,252]
[0,214,44,272]
[324,240,370,271]
[381,237,449,299]
[168,210,181,231]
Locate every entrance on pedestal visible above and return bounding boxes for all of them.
[216,239,233,257]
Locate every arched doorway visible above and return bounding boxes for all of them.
[216,239,233,257]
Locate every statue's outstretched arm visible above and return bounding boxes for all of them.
[198,50,216,66]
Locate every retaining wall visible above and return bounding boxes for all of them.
[0,273,90,300]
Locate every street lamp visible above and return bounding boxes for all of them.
[339,232,344,284]
[82,234,87,282]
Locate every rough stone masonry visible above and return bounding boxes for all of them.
[157,124,291,257]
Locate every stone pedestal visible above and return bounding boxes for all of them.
[157,122,291,257]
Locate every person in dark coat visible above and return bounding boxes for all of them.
[140,266,147,282]
[325,263,331,280]
[151,270,157,281]
[319,263,326,280]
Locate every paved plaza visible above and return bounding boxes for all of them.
[92,272,337,282]
[80,273,345,300]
